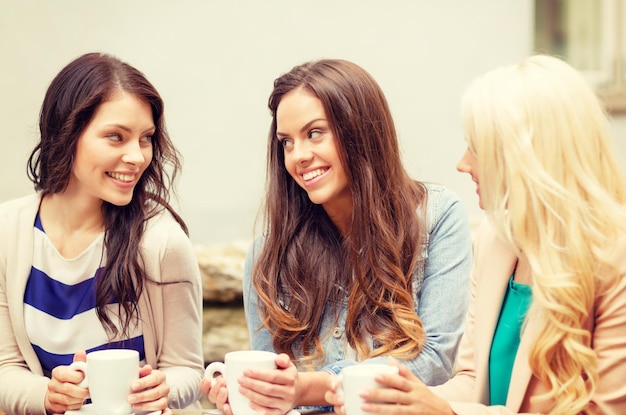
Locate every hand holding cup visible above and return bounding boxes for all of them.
[69,349,139,415]
[204,350,278,415]
[335,364,399,415]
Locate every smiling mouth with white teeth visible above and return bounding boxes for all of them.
[107,172,135,183]
[302,168,328,181]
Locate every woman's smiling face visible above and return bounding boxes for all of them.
[276,88,352,218]
[68,90,155,207]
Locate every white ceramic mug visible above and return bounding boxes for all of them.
[204,350,277,415]
[337,364,399,415]
[69,349,139,415]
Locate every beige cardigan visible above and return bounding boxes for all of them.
[0,194,205,414]
[432,219,626,414]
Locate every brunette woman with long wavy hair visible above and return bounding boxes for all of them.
[203,59,472,414]
[0,53,204,414]
[326,55,626,415]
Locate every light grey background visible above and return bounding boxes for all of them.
[2,1,625,243]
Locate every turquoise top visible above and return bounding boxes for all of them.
[489,275,532,405]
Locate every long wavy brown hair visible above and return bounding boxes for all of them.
[27,52,186,339]
[254,59,427,367]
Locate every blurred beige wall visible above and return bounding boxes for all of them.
[1,1,624,243]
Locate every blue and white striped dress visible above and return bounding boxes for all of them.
[24,213,145,377]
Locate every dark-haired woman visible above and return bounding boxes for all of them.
[203,59,472,415]
[0,52,204,414]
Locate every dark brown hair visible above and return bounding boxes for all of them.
[27,52,185,337]
[255,59,427,366]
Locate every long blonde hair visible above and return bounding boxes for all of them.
[462,55,626,414]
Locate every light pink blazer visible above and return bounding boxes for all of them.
[431,219,626,414]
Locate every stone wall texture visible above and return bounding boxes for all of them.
[195,241,251,364]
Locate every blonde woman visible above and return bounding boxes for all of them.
[325,54,626,414]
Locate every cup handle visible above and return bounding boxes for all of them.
[68,361,88,388]
[204,361,226,388]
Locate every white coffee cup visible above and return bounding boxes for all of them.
[69,349,139,415]
[204,350,277,415]
[337,364,399,415]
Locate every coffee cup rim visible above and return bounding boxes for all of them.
[87,349,139,360]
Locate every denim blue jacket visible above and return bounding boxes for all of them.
[243,183,472,390]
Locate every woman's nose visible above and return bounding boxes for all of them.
[456,149,471,173]
[292,140,313,164]
[122,141,146,165]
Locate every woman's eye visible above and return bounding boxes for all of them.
[279,138,293,149]
[140,134,153,144]
[309,130,322,139]
[106,134,122,142]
